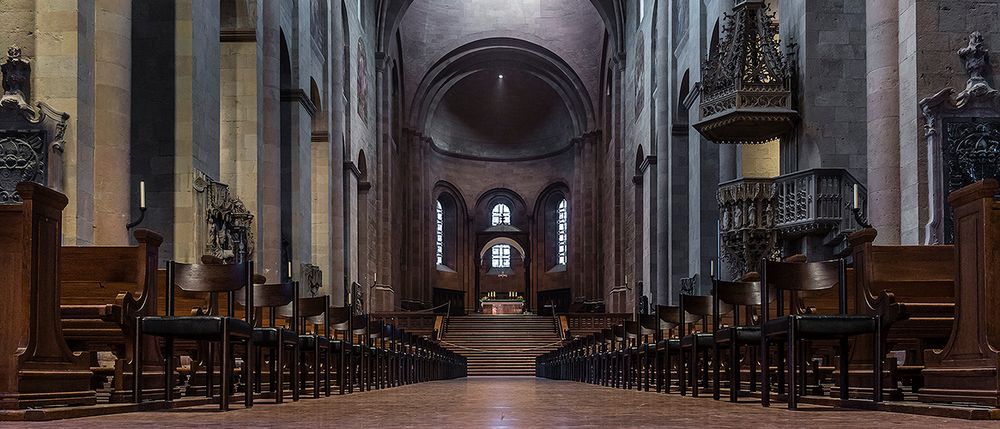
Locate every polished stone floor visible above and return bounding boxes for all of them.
[4,377,997,428]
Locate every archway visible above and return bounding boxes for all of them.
[475,235,530,313]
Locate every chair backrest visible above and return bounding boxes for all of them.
[172,262,248,293]
[329,305,351,336]
[760,258,846,320]
[166,260,252,320]
[290,295,329,336]
[715,280,765,307]
[250,282,295,308]
[712,279,774,329]
[263,282,298,330]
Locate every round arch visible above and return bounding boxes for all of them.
[478,236,527,260]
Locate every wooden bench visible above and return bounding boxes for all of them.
[59,229,165,402]
[920,179,1000,406]
[563,313,630,338]
[841,228,955,399]
[0,182,94,409]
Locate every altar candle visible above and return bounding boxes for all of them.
[139,181,146,209]
[287,261,292,276]
[710,259,715,278]
[852,184,859,209]
[374,272,377,284]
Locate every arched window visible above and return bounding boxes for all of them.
[491,244,511,268]
[435,200,444,265]
[556,199,568,265]
[491,203,511,226]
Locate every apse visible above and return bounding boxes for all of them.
[426,68,575,160]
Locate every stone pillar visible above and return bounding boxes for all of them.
[33,0,95,245]
[258,0,281,279]
[172,0,221,262]
[653,3,672,306]
[865,0,901,244]
[93,0,131,245]
[327,0,346,305]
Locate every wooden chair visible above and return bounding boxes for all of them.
[678,294,731,397]
[654,305,685,394]
[712,278,768,402]
[134,261,255,410]
[296,295,331,398]
[759,259,883,409]
[329,305,353,394]
[245,282,298,403]
[636,315,659,391]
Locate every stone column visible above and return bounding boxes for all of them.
[865,0,901,244]
[172,0,221,262]
[258,0,281,279]
[93,0,131,245]
[34,0,94,245]
[327,1,346,305]
[653,3,673,305]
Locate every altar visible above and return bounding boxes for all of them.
[481,299,524,315]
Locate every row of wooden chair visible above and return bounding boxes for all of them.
[538,258,883,410]
[134,260,466,410]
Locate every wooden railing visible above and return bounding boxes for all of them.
[562,313,630,338]
[370,312,440,338]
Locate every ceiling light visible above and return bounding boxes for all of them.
[498,74,504,79]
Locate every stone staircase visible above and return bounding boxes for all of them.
[441,314,563,376]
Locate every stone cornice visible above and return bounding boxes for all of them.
[220,30,256,43]
[281,88,318,117]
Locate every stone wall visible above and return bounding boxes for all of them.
[898,0,1000,244]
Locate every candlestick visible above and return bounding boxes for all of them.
[139,181,146,209]
[852,184,859,209]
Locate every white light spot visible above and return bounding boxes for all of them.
[498,74,504,79]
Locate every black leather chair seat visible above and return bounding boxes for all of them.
[680,333,715,348]
[329,340,348,352]
[253,327,298,345]
[142,316,252,340]
[299,334,331,349]
[764,315,876,338]
[714,326,761,345]
[656,338,681,351]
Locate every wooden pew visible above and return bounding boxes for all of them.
[920,179,1000,406]
[840,228,955,399]
[563,313,630,338]
[59,229,166,402]
[0,182,94,409]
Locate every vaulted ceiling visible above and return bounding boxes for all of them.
[377,0,622,160]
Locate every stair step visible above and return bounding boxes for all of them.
[442,315,561,376]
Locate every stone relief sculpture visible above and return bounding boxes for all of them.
[196,176,255,263]
[921,31,1000,244]
[357,38,368,124]
[0,46,68,203]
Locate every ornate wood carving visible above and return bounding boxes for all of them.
[921,32,1000,244]
[695,0,797,144]
[718,178,778,278]
[0,46,68,203]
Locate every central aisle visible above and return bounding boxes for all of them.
[6,378,994,428]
